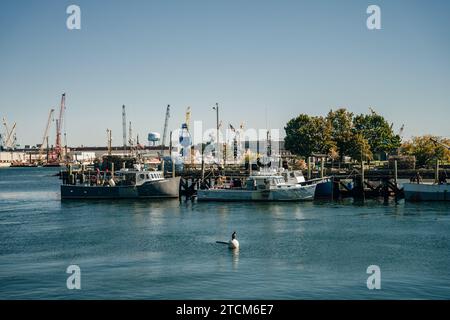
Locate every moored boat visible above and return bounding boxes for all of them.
[404,182,450,201]
[197,171,316,201]
[282,169,333,199]
[61,165,180,199]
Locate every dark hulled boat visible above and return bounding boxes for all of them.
[61,166,180,199]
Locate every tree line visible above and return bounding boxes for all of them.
[284,108,450,167]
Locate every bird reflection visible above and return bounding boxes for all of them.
[231,248,239,270]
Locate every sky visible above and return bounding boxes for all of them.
[0,0,449,147]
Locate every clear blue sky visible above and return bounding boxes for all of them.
[1,0,449,146]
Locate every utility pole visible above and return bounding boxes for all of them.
[122,105,127,151]
[107,129,112,156]
[213,103,220,165]
[169,131,175,178]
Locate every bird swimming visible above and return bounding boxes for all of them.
[216,231,239,249]
[229,231,239,249]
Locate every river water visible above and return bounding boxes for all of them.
[0,167,449,299]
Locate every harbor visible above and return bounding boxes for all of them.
[1,0,450,303]
[1,97,449,300]
[2,95,449,203]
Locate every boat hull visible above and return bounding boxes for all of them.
[404,183,450,201]
[314,178,333,199]
[61,177,180,199]
[197,184,316,201]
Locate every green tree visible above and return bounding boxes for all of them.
[284,114,334,158]
[326,108,354,161]
[402,135,450,167]
[347,133,373,161]
[353,109,401,158]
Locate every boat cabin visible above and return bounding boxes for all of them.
[115,169,164,186]
[245,175,288,190]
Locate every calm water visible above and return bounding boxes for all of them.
[0,167,449,299]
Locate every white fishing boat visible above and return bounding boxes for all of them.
[282,169,333,199]
[404,138,450,201]
[197,170,316,201]
[404,182,450,201]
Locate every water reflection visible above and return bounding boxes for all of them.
[231,248,239,270]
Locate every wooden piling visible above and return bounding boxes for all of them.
[307,157,311,180]
[170,131,175,178]
[320,157,324,178]
[435,159,439,184]
[394,160,398,186]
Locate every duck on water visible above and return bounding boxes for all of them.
[216,231,240,249]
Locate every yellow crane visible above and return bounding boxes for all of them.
[38,109,55,162]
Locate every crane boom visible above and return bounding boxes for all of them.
[2,117,10,139]
[39,109,55,160]
[2,118,17,149]
[55,93,66,159]
[431,137,450,151]
[161,104,170,156]
[128,121,133,146]
[4,122,16,149]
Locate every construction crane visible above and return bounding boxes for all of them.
[55,93,66,161]
[398,124,405,138]
[431,137,450,151]
[2,117,17,149]
[128,121,133,147]
[5,123,17,149]
[161,104,170,156]
[38,109,55,162]
[106,129,112,156]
